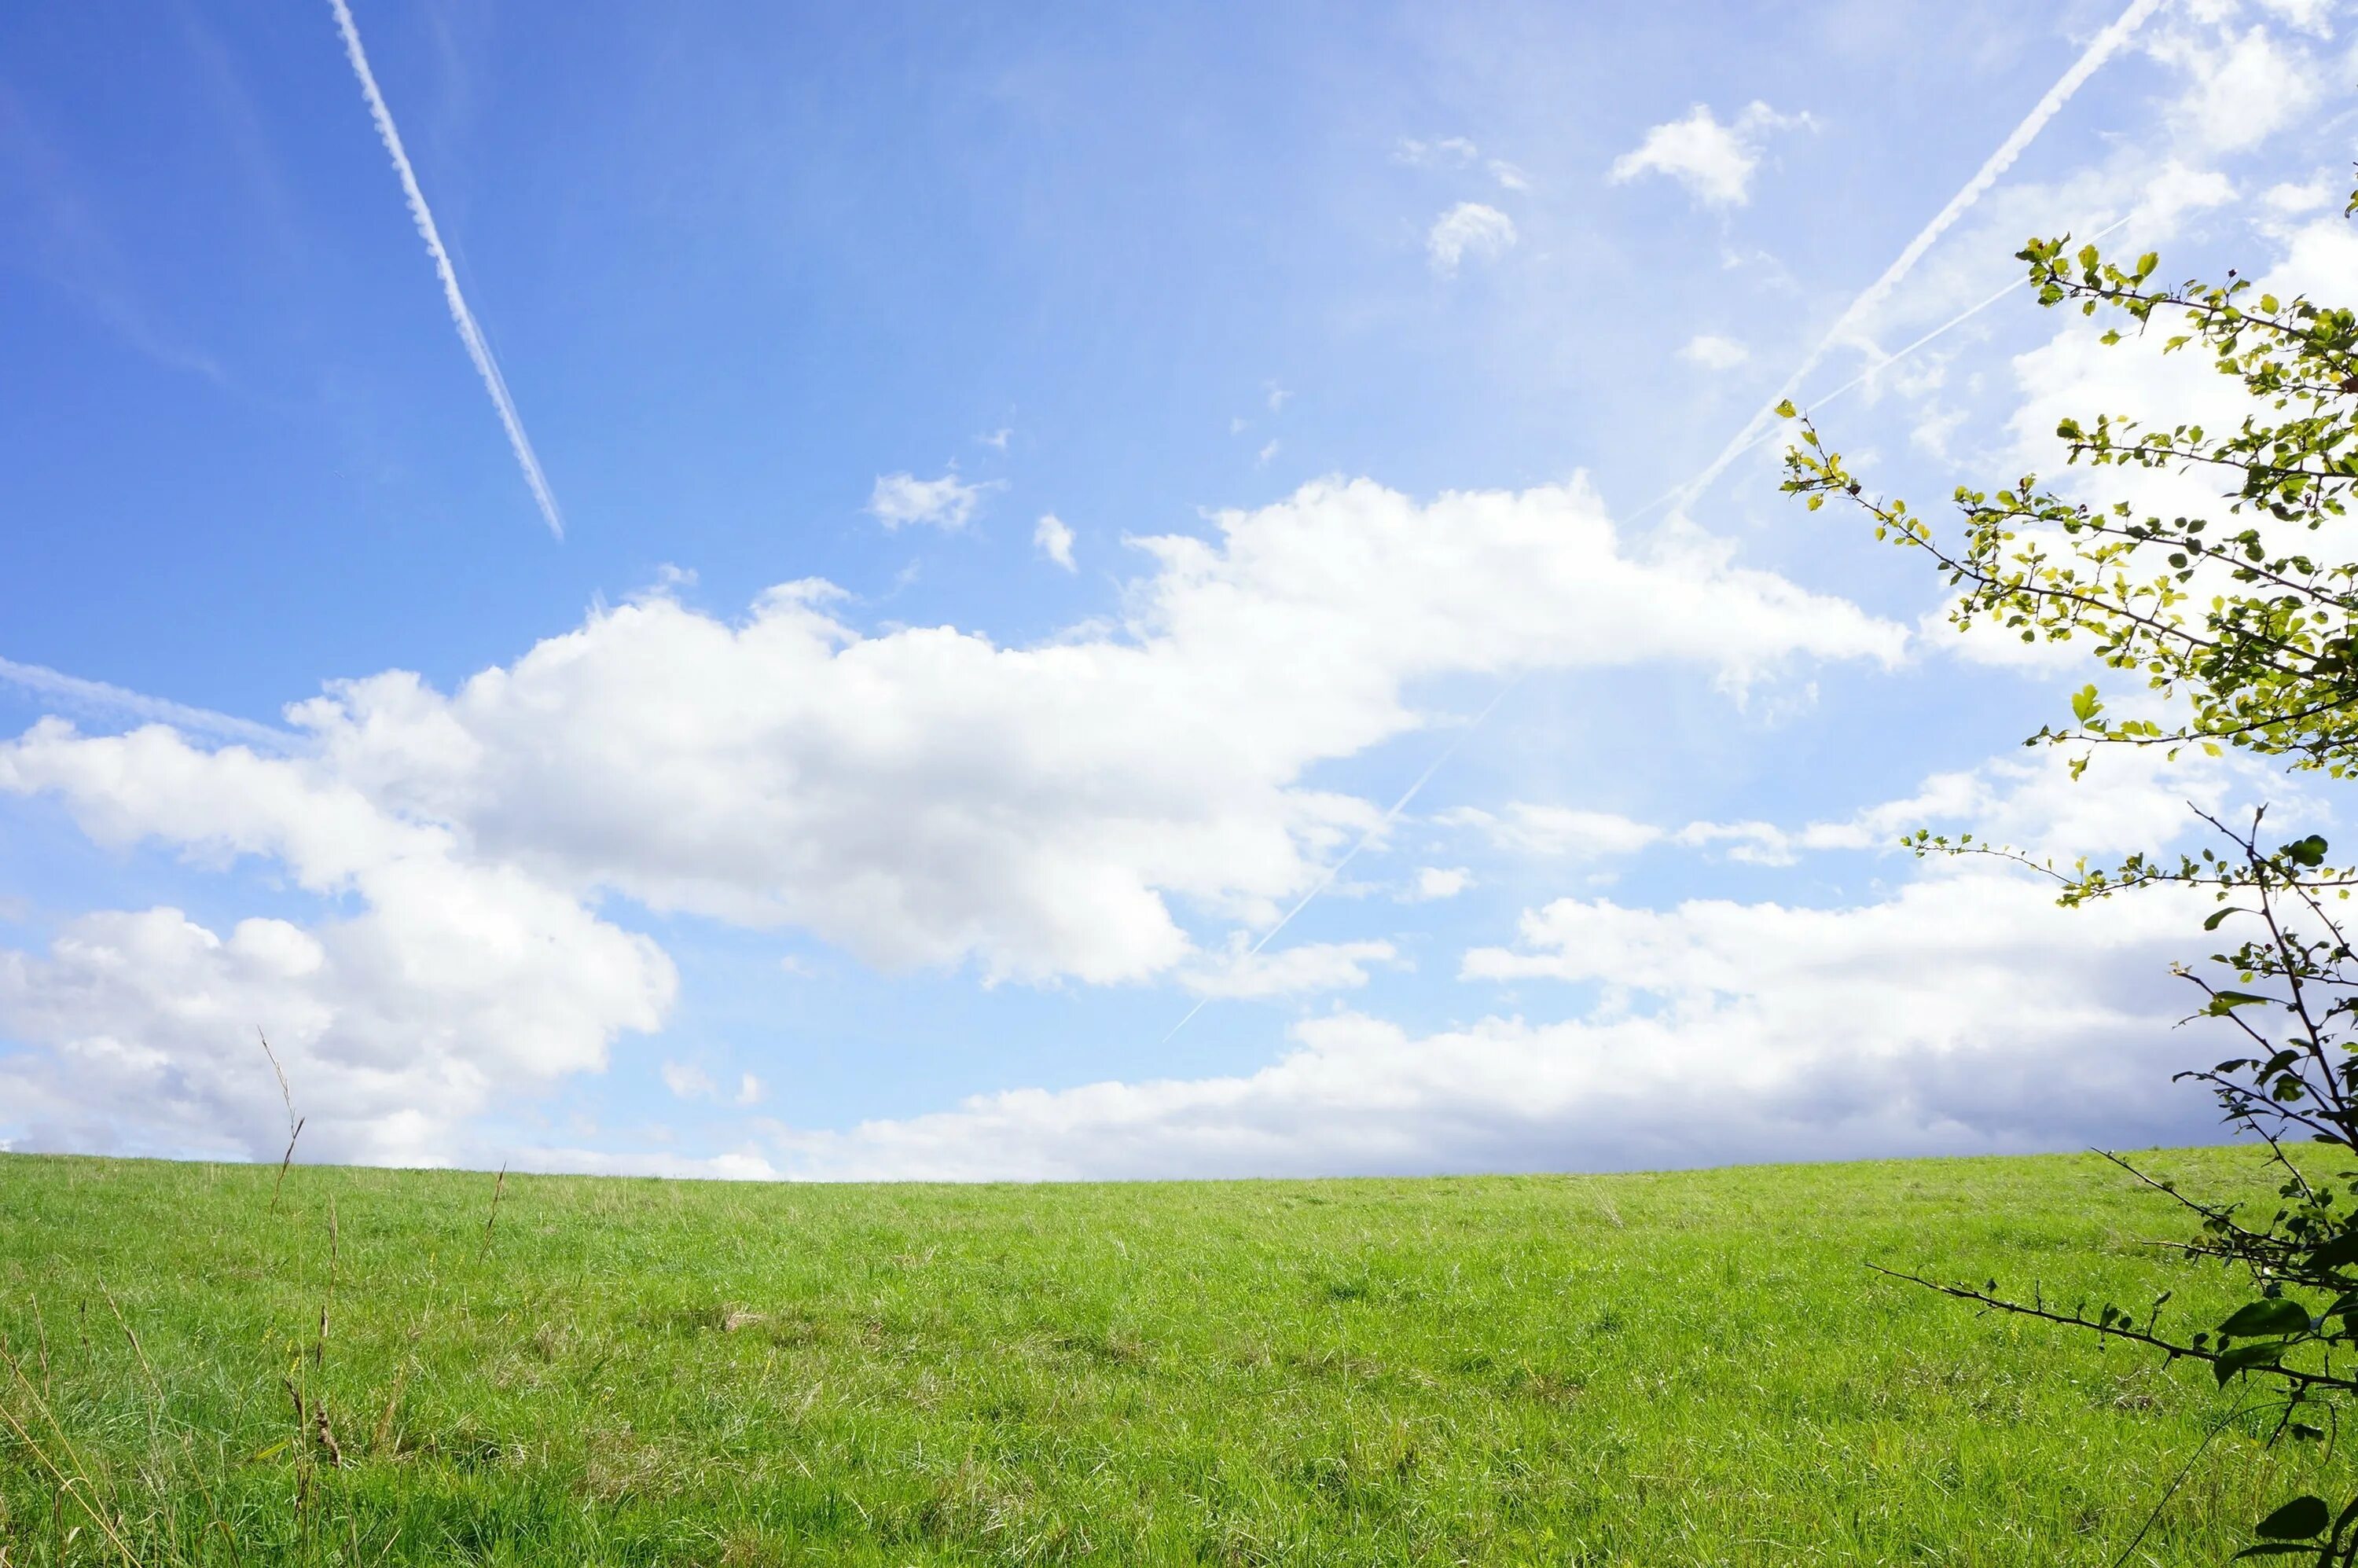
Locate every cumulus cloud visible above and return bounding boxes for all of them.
[2151,21,2321,153]
[769,865,2214,1181]
[1679,333,1750,370]
[1034,512,1076,571]
[1608,101,1812,207]
[1427,203,1518,275]
[718,758,2271,1182]
[1409,866,1472,901]
[867,472,993,531]
[2264,178,2333,213]
[0,477,1901,1158]
[0,722,674,1165]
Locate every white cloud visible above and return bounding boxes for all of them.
[0,478,1903,1155]
[1409,865,1472,901]
[2128,160,2235,230]
[978,428,1012,450]
[1677,744,2266,868]
[0,722,674,1165]
[12,480,1900,991]
[769,865,2216,1180]
[661,1060,716,1100]
[1679,333,1750,370]
[1255,439,1280,466]
[1427,203,1518,275]
[2264,178,2332,213]
[1180,935,1403,998]
[665,1062,764,1107]
[1440,803,1662,859]
[2152,23,2321,152]
[1395,136,1480,167]
[1608,101,1812,207]
[1034,512,1076,571]
[1265,384,1292,412]
[1488,160,1530,191]
[867,472,993,531]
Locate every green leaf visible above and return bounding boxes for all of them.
[2205,907,2242,931]
[2070,684,2103,722]
[2219,1298,2312,1338]
[2214,1339,2289,1383]
[2255,1496,2332,1540]
[2209,991,2274,1013]
[2285,835,2330,868]
[1773,398,1798,418]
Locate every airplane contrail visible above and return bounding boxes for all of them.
[1623,210,2139,526]
[1151,0,2162,1050]
[1669,0,2164,515]
[0,656,294,751]
[325,0,567,540]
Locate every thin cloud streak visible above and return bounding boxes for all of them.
[0,657,292,751]
[325,0,566,540]
[1673,0,2164,512]
[1157,678,1521,1047]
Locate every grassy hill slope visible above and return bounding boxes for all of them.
[0,1147,2335,1565]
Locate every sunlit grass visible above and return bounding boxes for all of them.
[0,1145,2338,1564]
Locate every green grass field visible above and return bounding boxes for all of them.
[0,1146,2339,1566]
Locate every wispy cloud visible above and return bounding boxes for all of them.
[0,656,292,750]
[1394,135,1480,167]
[1679,333,1750,370]
[325,0,566,540]
[868,471,995,530]
[1034,512,1075,571]
[1427,202,1517,275]
[1608,102,1813,207]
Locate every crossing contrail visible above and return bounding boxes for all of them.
[1625,210,2139,526]
[326,0,567,540]
[0,656,293,751]
[1669,0,2165,515]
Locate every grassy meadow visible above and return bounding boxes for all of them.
[0,1145,2341,1565]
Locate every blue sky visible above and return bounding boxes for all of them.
[2,0,2352,1177]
